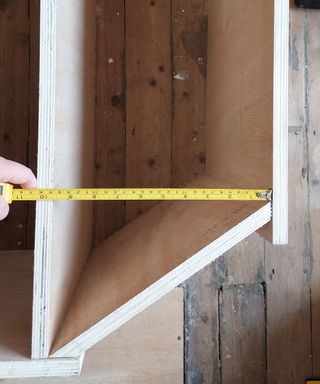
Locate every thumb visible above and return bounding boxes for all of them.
[0,198,9,220]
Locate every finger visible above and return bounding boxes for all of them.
[0,157,37,188]
[0,198,9,220]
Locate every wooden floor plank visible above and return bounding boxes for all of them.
[265,116,312,382]
[171,0,207,186]
[264,4,313,382]
[289,0,305,128]
[125,0,172,223]
[172,3,217,383]
[94,0,126,245]
[219,284,266,383]
[26,0,40,250]
[184,266,220,384]
[0,0,30,250]
[305,7,320,376]
[213,233,265,287]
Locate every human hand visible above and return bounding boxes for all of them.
[0,157,37,220]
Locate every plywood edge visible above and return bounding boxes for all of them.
[272,0,289,244]
[32,0,56,359]
[52,202,271,358]
[0,355,84,379]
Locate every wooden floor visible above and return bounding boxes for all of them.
[184,2,320,383]
[1,1,320,383]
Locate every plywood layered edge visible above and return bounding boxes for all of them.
[0,355,84,379]
[32,0,96,359]
[32,0,56,359]
[272,0,289,244]
[52,201,271,358]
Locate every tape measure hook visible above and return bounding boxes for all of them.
[256,189,273,201]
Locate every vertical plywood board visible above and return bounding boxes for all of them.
[206,0,288,244]
[48,0,96,355]
[32,0,56,359]
[33,0,96,358]
[206,0,274,187]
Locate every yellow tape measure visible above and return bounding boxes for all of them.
[0,183,272,204]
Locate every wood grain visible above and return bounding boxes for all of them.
[219,284,266,383]
[184,266,220,384]
[26,0,40,250]
[265,114,312,381]
[0,251,82,378]
[289,0,305,128]
[0,0,30,250]
[3,289,183,383]
[206,0,273,189]
[94,0,126,245]
[306,7,320,376]
[171,3,213,382]
[171,0,207,185]
[125,0,172,222]
[51,176,270,356]
[46,0,97,356]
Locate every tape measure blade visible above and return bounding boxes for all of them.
[11,187,268,201]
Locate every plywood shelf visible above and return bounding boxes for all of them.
[0,0,289,377]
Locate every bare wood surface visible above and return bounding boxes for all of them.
[184,266,220,384]
[26,0,40,250]
[265,5,313,376]
[171,0,207,186]
[45,0,97,355]
[94,0,126,245]
[306,7,320,376]
[0,0,30,250]
[4,289,183,384]
[0,251,33,361]
[265,128,312,381]
[262,3,314,381]
[125,0,172,222]
[219,284,266,383]
[205,0,273,189]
